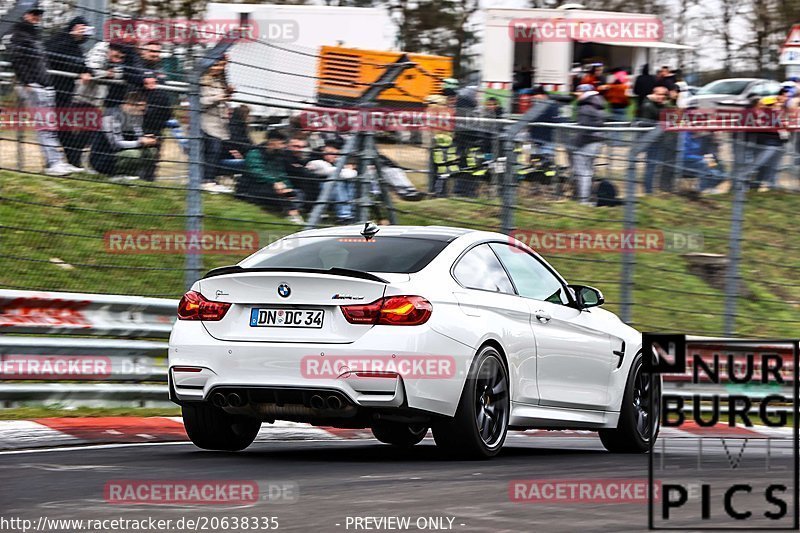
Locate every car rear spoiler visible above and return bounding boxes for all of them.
[203,265,390,284]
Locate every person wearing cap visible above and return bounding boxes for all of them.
[9,5,77,176]
[46,16,93,170]
[748,95,788,191]
[572,83,607,204]
[45,16,92,107]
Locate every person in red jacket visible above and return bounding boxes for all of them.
[604,68,631,146]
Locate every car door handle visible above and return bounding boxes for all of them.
[534,310,551,323]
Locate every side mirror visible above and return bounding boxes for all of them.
[570,285,604,309]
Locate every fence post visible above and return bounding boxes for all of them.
[724,133,747,336]
[621,126,663,325]
[185,62,203,290]
[182,32,241,289]
[500,133,516,235]
[16,128,23,171]
[499,101,549,235]
[620,136,638,324]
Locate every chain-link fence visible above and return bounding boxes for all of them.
[1,7,799,339]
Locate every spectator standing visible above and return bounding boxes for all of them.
[138,41,173,181]
[605,68,630,146]
[572,84,607,204]
[655,65,676,91]
[9,5,77,176]
[225,105,254,157]
[77,43,126,108]
[81,41,144,109]
[200,57,233,192]
[749,95,789,191]
[45,16,92,109]
[45,16,93,170]
[89,91,158,178]
[580,64,604,90]
[633,64,656,116]
[605,69,630,123]
[527,85,561,157]
[637,86,668,193]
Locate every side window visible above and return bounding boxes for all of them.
[489,243,569,305]
[453,244,515,294]
[765,81,781,95]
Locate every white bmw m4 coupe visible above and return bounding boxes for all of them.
[169,224,659,458]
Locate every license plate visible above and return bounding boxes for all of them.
[249,308,324,328]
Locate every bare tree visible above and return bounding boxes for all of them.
[701,0,747,76]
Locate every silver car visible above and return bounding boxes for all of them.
[684,78,781,109]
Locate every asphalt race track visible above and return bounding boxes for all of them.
[0,431,796,532]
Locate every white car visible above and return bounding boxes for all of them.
[169,225,659,458]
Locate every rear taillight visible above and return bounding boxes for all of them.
[177,291,231,321]
[341,296,432,326]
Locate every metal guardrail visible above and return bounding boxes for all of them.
[0,289,175,405]
[0,290,795,406]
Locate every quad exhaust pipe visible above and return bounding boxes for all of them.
[309,394,345,410]
[211,392,228,408]
[326,395,343,410]
[227,392,245,407]
[309,395,325,409]
[214,391,345,410]
[211,391,247,408]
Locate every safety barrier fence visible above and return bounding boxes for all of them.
[0,290,793,406]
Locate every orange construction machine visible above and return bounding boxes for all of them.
[316,46,453,107]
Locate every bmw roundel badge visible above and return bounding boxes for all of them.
[277,283,291,298]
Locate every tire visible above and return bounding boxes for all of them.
[599,352,661,453]
[432,346,509,459]
[371,423,428,447]
[182,403,261,451]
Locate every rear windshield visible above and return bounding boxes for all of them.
[240,236,450,273]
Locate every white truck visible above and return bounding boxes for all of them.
[204,3,396,115]
[480,5,690,107]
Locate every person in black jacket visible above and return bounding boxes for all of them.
[9,6,75,175]
[105,38,146,109]
[138,41,172,181]
[46,16,93,169]
[633,64,656,117]
[636,86,668,193]
[45,17,92,108]
[572,84,607,204]
[527,85,561,156]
